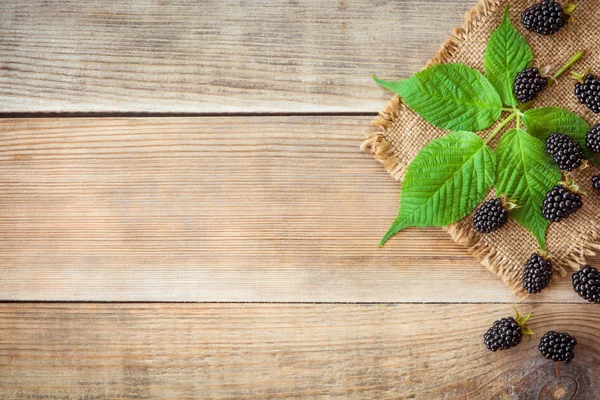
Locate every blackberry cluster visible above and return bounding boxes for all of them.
[593,175,600,195]
[514,67,548,103]
[539,331,577,363]
[483,317,523,352]
[521,0,567,35]
[545,133,584,171]
[473,198,509,234]
[541,185,582,222]
[522,253,553,294]
[586,124,600,153]
[575,74,600,114]
[572,265,600,303]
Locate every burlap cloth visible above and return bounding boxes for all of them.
[362,0,600,295]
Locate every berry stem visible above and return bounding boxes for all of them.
[484,113,516,144]
[553,51,585,80]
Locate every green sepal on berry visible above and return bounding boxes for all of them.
[500,195,518,211]
[563,0,579,22]
[558,177,586,197]
[571,67,592,84]
[514,307,535,336]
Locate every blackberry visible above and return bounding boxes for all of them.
[539,331,577,363]
[575,74,600,114]
[484,310,533,352]
[521,0,567,35]
[585,124,600,153]
[473,198,509,234]
[593,175,600,195]
[514,67,548,103]
[572,265,600,303]
[541,185,582,222]
[522,253,553,294]
[545,133,584,171]
[483,317,523,352]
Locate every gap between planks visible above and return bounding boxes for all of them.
[0,112,377,118]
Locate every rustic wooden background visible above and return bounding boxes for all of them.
[1,0,599,398]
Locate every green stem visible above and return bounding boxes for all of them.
[553,51,584,80]
[484,113,516,144]
[516,113,521,131]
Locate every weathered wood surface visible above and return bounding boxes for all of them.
[1,303,599,399]
[1,117,595,302]
[2,0,599,397]
[0,0,473,113]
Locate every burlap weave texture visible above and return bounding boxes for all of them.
[362,0,600,295]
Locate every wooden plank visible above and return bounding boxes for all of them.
[0,0,473,113]
[1,303,599,399]
[1,117,597,302]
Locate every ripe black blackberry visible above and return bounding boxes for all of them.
[521,0,567,35]
[593,175,600,195]
[522,253,553,294]
[484,317,522,352]
[473,198,509,234]
[575,74,600,114]
[586,124,600,153]
[514,67,548,103]
[545,133,584,171]
[541,185,582,222]
[572,265,600,303]
[539,331,577,364]
[484,310,533,352]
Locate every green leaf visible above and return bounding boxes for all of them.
[495,129,561,249]
[484,6,533,106]
[522,107,591,158]
[373,64,503,132]
[380,131,496,246]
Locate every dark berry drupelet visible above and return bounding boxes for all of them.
[546,133,584,171]
[586,124,600,153]
[483,317,523,352]
[572,265,600,303]
[575,74,600,114]
[523,253,553,294]
[541,185,582,222]
[539,331,577,363]
[593,175,600,195]
[514,67,548,103]
[521,0,567,35]
[473,198,509,234]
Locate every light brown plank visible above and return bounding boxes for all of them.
[1,303,599,399]
[1,117,597,302]
[0,0,473,113]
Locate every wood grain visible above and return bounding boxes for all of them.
[1,117,597,302]
[1,303,599,399]
[0,0,473,113]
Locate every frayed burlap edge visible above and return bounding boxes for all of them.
[360,0,598,296]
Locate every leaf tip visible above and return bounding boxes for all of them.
[372,75,395,91]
